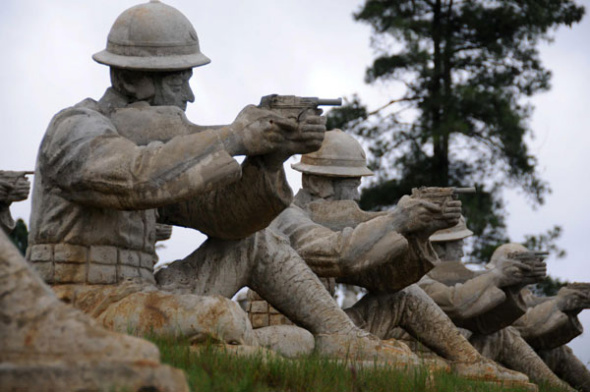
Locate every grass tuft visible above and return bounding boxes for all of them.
[146,335,566,392]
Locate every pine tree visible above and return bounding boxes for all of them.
[329,0,584,260]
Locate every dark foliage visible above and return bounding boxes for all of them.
[330,0,584,260]
[8,218,28,255]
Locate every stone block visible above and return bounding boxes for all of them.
[119,249,140,267]
[54,244,87,263]
[250,301,269,314]
[31,261,54,283]
[270,314,292,326]
[28,245,53,262]
[87,263,117,284]
[118,265,140,280]
[89,246,117,265]
[54,262,87,283]
[250,314,269,329]
[139,252,156,269]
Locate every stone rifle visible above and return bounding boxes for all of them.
[258,94,342,122]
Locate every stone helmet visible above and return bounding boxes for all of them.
[488,243,528,268]
[291,129,374,178]
[429,215,473,242]
[93,0,211,71]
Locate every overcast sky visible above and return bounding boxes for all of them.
[1,0,588,366]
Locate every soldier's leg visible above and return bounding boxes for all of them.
[344,286,537,384]
[0,230,188,391]
[538,345,590,392]
[470,327,575,391]
[158,229,358,335]
[352,285,483,363]
[158,229,419,362]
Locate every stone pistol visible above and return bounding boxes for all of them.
[410,186,476,206]
[0,171,34,199]
[559,282,590,309]
[258,94,342,122]
[565,282,590,292]
[1,170,35,181]
[508,250,549,264]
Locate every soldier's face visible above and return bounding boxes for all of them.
[433,239,465,262]
[152,69,195,111]
[332,178,361,202]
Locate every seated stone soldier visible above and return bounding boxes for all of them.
[0,170,188,390]
[512,276,590,390]
[28,0,418,361]
[421,227,576,390]
[0,171,31,234]
[248,129,533,385]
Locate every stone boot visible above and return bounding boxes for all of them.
[314,327,450,372]
[0,231,189,392]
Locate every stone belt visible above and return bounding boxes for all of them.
[26,243,156,285]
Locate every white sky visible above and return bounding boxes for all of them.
[1,0,588,366]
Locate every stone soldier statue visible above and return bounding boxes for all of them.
[28,0,414,361]
[509,264,590,390]
[0,171,31,234]
[0,173,188,390]
[249,129,533,385]
[421,228,576,390]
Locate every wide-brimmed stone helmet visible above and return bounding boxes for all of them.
[429,215,473,242]
[292,129,374,178]
[488,243,528,268]
[93,0,211,71]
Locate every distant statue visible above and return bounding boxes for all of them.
[0,171,31,234]
[513,283,590,391]
[422,228,577,390]
[27,0,419,362]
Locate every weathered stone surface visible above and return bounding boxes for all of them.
[424,237,576,391]
[0,170,31,234]
[0,229,189,392]
[513,286,590,390]
[253,325,315,358]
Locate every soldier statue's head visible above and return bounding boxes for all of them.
[487,242,529,268]
[292,129,373,201]
[429,216,473,262]
[93,0,209,110]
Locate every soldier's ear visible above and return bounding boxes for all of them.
[111,68,155,101]
[124,73,156,101]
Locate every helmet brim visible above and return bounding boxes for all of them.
[92,50,211,71]
[291,162,374,177]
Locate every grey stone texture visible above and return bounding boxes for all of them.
[513,286,590,391]
[422,240,577,391]
[0,226,189,392]
[0,171,31,234]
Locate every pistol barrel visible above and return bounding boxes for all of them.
[316,98,342,106]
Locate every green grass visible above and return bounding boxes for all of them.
[148,335,567,392]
